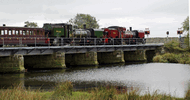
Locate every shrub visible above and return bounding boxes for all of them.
[162,53,178,63]
[164,40,185,53]
[185,89,190,100]
[153,55,168,63]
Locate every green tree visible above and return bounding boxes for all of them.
[68,14,100,29]
[182,16,189,32]
[182,16,189,48]
[24,21,38,28]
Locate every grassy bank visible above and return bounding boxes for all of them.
[0,81,189,100]
[153,40,190,64]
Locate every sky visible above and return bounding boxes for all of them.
[0,0,189,37]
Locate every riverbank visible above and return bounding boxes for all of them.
[153,40,190,64]
[0,81,189,100]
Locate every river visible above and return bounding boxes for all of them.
[0,62,190,98]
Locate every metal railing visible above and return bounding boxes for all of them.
[0,37,146,47]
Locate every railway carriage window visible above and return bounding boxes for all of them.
[26,30,29,35]
[20,30,23,35]
[42,30,45,35]
[33,30,36,35]
[31,31,33,35]
[5,30,7,35]
[1,30,4,35]
[16,30,19,35]
[9,30,12,35]
[36,30,39,35]
[40,30,43,35]
[23,30,26,35]
[12,30,15,35]
[41,30,44,35]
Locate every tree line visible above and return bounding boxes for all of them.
[24,14,100,29]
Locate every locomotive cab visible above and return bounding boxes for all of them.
[104,26,126,38]
[43,23,72,38]
[43,23,72,46]
[132,30,145,38]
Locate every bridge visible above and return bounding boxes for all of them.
[0,43,163,56]
[0,38,166,73]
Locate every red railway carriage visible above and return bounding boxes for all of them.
[0,26,46,46]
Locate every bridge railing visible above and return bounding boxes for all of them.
[0,37,146,47]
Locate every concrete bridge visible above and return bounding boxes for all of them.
[0,43,164,73]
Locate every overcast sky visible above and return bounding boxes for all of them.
[0,0,189,37]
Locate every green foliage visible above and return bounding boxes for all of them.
[153,52,190,64]
[182,16,189,48]
[184,33,189,49]
[68,13,100,29]
[164,40,185,53]
[153,55,168,63]
[24,21,38,28]
[182,16,189,33]
[185,90,190,100]
[162,53,179,63]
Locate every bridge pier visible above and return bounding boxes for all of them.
[97,50,125,64]
[0,54,25,73]
[146,50,156,62]
[65,52,98,66]
[24,52,66,69]
[124,50,146,62]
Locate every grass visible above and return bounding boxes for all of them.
[0,81,189,100]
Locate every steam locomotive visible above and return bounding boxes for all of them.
[0,23,150,46]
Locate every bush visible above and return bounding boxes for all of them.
[164,40,185,53]
[162,53,179,63]
[185,90,190,100]
[153,55,168,63]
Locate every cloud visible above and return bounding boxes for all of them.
[0,0,188,37]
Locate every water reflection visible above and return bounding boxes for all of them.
[0,73,24,88]
[0,63,190,98]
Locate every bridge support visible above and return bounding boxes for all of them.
[124,50,146,62]
[146,50,156,62]
[24,52,66,69]
[65,52,98,66]
[97,50,125,64]
[0,54,25,73]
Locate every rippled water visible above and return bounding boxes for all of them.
[1,63,190,98]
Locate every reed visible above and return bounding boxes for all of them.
[0,81,188,100]
[0,84,42,100]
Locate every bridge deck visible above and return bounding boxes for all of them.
[0,43,164,56]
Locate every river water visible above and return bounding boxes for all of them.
[0,63,190,98]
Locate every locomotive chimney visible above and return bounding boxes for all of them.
[129,27,132,31]
[3,24,6,26]
[83,24,86,29]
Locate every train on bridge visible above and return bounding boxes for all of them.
[0,23,150,46]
